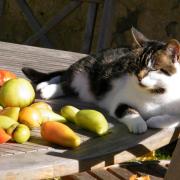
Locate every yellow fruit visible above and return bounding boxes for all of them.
[60,105,79,123]
[0,115,18,130]
[0,106,3,111]
[38,108,66,123]
[13,124,30,144]
[0,107,20,121]
[19,107,42,129]
[30,102,52,111]
[0,78,35,108]
[75,110,109,136]
[41,121,81,148]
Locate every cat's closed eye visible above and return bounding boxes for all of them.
[160,69,171,76]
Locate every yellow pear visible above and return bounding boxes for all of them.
[38,108,66,123]
[19,107,43,129]
[0,115,18,130]
[41,121,81,148]
[0,107,20,121]
[30,102,52,111]
[75,110,109,136]
[60,105,79,123]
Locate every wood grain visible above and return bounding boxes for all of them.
[164,139,180,180]
[0,41,87,77]
[62,172,97,180]
[0,41,179,179]
[90,168,120,180]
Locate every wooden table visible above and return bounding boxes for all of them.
[0,41,179,179]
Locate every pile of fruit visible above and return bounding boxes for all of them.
[0,69,109,148]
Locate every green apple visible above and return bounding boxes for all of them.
[13,124,30,143]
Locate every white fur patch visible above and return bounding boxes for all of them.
[71,72,96,102]
[36,81,48,91]
[36,76,62,99]
[40,84,63,99]
[118,113,147,134]
[98,62,180,132]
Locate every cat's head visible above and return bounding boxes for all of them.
[131,27,180,93]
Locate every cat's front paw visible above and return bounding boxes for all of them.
[36,81,48,91]
[128,119,147,134]
[38,84,59,99]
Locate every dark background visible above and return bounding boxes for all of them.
[0,0,179,54]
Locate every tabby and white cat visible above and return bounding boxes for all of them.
[22,28,180,134]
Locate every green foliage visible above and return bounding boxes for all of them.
[155,140,177,160]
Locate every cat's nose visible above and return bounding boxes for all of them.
[137,69,148,82]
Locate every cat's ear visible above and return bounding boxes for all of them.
[131,27,149,48]
[165,39,180,63]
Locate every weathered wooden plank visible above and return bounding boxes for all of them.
[120,162,164,180]
[96,0,115,52]
[25,1,82,45]
[165,139,180,180]
[90,168,120,180]
[0,0,5,16]
[0,41,179,179]
[1,143,37,153]
[0,151,79,178]
[108,165,135,179]
[0,147,25,156]
[0,122,178,178]
[16,0,52,48]
[81,3,98,53]
[62,172,97,180]
[0,41,87,77]
[0,41,87,60]
[21,142,52,151]
[0,151,13,157]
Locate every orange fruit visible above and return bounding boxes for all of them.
[41,121,81,148]
[0,128,11,143]
[30,102,52,111]
[19,107,42,129]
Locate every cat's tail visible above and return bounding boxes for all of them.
[22,67,66,84]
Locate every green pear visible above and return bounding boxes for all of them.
[0,115,18,130]
[38,108,66,123]
[75,110,109,136]
[60,105,79,123]
[0,107,20,121]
